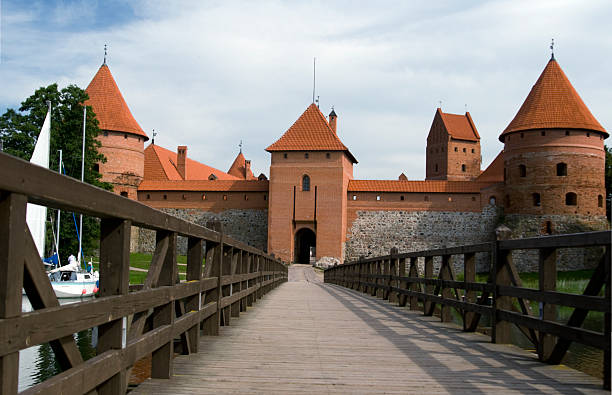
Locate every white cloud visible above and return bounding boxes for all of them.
[1,0,610,179]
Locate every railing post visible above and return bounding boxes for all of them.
[537,248,557,361]
[230,249,241,318]
[604,245,611,390]
[221,246,232,326]
[388,248,398,303]
[151,231,177,379]
[186,236,204,353]
[463,252,476,331]
[492,227,512,344]
[423,256,433,315]
[0,192,26,395]
[397,257,407,307]
[97,218,131,394]
[408,257,419,310]
[203,222,223,336]
[440,254,452,323]
[246,253,254,307]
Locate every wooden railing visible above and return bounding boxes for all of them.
[0,151,287,395]
[324,231,611,389]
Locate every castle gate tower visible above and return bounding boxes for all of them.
[500,56,608,218]
[85,62,149,200]
[266,105,357,264]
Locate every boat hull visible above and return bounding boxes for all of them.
[51,281,97,298]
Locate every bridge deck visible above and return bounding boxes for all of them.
[132,265,604,394]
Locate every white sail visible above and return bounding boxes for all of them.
[26,109,51,257]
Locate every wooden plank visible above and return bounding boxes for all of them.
[0,192,26,395]
[496,286,608,311]
[492,245,512,344]
[463,252,477,331]
[423,256,434,316]
[499,231,610,250]
[186,236,204,354]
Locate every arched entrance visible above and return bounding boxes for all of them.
[294,228,316,265]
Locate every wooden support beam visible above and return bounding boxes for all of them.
[0,192,26,395]
[423,256,433,316]
[463,252,477,331]
[537,248,557,361]
[493,244,512,344]
[97,218,131,394]
[440,255,453,323]
[185,236,203,353]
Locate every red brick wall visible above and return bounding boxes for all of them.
[503,128,606,216]
[137,190,268,212]
[267,150,353,263]
[97,130,145,200]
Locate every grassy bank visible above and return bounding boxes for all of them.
[91,253,189,284]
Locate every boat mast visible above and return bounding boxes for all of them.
[78,106,86,264]
[56,149,62,266]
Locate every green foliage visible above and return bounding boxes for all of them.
[605,145,612,198]
[0,84,112,261]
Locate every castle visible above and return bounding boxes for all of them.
[84,54,609,268]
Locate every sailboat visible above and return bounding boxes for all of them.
[26,103,99,298]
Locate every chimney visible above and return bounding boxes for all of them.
[177,145,187,179]
[245,160,251,179]
[329,108,337,134]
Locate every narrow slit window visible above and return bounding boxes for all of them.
[556,163,567,176]
[302,175,310,191]
[519,164,526,177]
[532,193,541,207]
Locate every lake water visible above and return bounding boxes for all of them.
[18,296,97,392]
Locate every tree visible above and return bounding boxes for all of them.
[0,83,112,261]
[605,145,612,197]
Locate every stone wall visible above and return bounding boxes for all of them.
[135,208,268,254]
[502,214,609,272]
[345,205,499,273]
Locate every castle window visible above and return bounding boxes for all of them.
[208,174,218,180]
[264,194,267,201]
[103,131,108,137]
[448,196,452,202]
[598,195,603,207]
[541,131,546,136]
[283,153,288,159]
[454,147,458,152]
[587,132,590,137]
[352,195,357,200]
[124,134,128,139]
[223,195,227,201]
[461,164,466,172]
[435,164,438,172]
[326,153,331,159]
[520,133,524,139]
[471,196,476,201]
[565,130,570,136]
[93,163,99,173]
[532,193,541,207]
[505,195,510,207]
[489,196,496,206]
[244,194,248,201]
[400,195,405,201]
[471,149,474,153]
[120,191,128,198]
[556,163,567,176]
[302,175,310,191]
[138,137,141,142]
[146,194,150,200]
[182,194,186,200]
[163,194,167,200]
[462,148,466,153]
[202,194,206,200]
[441,147,444,152]
[565,192,577,206]
[543,221,553,234]
[503,168,506,181]
[519,164,526,177]
[376,195,381,201]
[304,153,309,159]
[424,196,429,201]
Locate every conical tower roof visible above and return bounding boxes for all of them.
[85,64,148,140]
[228,151,256,180]
[266,103,357,163]
[500,58,607,141]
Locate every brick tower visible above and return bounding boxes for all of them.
[85,62,149,199]
[266,105,357,264]
[500,56,608,217]
[425,108,481,180]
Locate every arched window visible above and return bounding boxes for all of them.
[598,195,603,207]
[120,191,128,197]
[557,163,567,176]
[461,164,466,172]
[532,193,541,207]
[519,164,526,177]
[565,192,577,206]
[302,175,310,191]
[435,164,438,172]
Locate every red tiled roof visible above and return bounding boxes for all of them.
[138,179,268,192]
[476,151,504,183]
[266,104,357,163]
[227,151,256,180]
[85,64,148,139]
[500,58,607,140]
[144,144,239,181]
[348,180,490,193]
[438,109,480,141]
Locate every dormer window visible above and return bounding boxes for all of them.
[302,175,310,191]
[208,174,218,180]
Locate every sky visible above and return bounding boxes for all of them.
[1,0,610,180]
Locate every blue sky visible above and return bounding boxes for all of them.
[1,0,611,179]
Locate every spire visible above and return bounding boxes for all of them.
[85,63,149,140]
[103,44,107,65]
[500,57,607,141]
[550,38,555,61]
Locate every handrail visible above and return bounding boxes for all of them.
[0,151,288,394]
[324,231,611,390]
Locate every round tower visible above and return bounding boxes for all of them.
[85,62,149,200]
[500,56,608,218]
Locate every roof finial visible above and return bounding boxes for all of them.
[438,100,442,109]
[152,129,157,145]
[550,38,555,60]
[239,140,243,153]
[103,44,108,65]
[315,95,320,108]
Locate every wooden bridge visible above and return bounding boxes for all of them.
[0,151,610,394]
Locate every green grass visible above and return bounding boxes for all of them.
[89,253,189,285]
